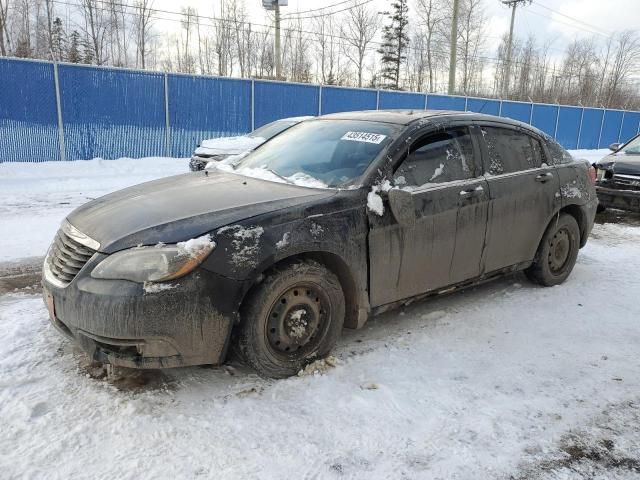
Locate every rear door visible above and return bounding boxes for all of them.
[476,124,561,272]
[368,126,490,307]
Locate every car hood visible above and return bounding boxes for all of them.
[67,171,335,253]
[597,153,640,175]
[193,135,265,156]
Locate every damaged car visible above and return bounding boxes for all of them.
[189,116,312,171]
[593,133,640,213]
[42,110,597,378]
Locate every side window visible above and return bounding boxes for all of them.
[530,137,547,166]
[393,128,476,188]
[480,127,542,174]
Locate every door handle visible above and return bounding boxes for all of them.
[535,172,553,183]
[459,186,484,199]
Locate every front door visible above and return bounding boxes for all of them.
[368,126,490,307]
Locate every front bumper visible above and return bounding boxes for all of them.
[595,185,640,213]
[42,255,246,369]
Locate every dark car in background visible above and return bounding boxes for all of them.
[42,110,597,378]
[594,134,640,213]
[189,116,312,171]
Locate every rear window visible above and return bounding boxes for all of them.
[544,135,574,165]
[480,127,542,174]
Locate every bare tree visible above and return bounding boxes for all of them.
[0,0,10,56]
[133,0,154,69]
[456,0,487,94]
[605,30,640,107]
[78,0,109,65]
[342,0,378,88]
[415,0,446,92]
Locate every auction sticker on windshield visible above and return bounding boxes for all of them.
[341,131,387,144]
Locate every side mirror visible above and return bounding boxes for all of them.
[388,188,415,228]
[609,143,621,152]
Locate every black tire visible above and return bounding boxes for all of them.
[596,204,606,214]
[236,260,345,378]
[525,213,580,287]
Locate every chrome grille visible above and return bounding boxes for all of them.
[612,174,640,191]
[45,224,98,287]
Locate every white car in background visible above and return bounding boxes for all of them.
[189,117,313,171]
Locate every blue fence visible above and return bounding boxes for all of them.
[1,56,640,162]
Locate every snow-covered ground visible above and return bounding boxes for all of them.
[1,221,640,479]
[0,157,186,263]
[4,148,640,479]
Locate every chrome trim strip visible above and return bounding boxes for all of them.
[63,220,100,251]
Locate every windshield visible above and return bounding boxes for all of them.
[231,119,399,188]
[621,135,640,155]
[248,120,299,140]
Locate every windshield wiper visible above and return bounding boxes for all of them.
[264,168,294,184]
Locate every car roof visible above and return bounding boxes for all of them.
[319,109,536,131]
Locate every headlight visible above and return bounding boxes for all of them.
[596,168,607,181]
[91,235,215,283]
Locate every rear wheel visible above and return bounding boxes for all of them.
[525,213,580,287]
[236,260,345,378]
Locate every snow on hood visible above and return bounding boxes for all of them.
[194,135,265,156]
[213,162,329,189]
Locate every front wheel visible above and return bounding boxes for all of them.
[525,213,580,287]
[236,260,345,378]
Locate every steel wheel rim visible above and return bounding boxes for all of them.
[548,227,571,274]
[266,283,331,356]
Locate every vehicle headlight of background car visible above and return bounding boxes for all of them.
[91,235,215,283]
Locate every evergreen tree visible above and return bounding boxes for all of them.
[81,35,94,64]
[51,17,67,62]
[67,30,81,63]
[377,0,410,90]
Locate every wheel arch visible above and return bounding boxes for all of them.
[239,250,365,330]
[559,203,588,248]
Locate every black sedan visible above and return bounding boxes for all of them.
[42,110,597,378]
[594,134,640,213]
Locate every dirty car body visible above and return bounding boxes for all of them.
[594,134,640,213]
[42,111,597,373]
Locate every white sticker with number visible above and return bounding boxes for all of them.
[341,131,387,144]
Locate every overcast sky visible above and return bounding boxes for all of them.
[150,0,639,51]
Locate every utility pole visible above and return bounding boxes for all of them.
[275,1,281,79]
[263,0,287,80]
[448,0,459,95]
[501,0,531,98]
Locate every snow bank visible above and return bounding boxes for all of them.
[0,157,186,263]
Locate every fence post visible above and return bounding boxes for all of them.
[618,111,625,143]
[576,107,585,149]
[251,79,255,131]
[424,93,428,110]
[464,96,469,111]
[376,90,380,110]
[528,102,534,125]
[597,109,606,149]
[553,104,560,140]
[53,63,66,162]
[164,73,171,157]
[318,85,323,116]
[498,99,503,116]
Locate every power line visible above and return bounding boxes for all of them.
[281,0,353,18]
[281,0,374,20]
[533,2,613,37]
[525,5,613,39]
